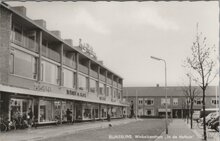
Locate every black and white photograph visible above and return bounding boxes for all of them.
[0,1,219,141]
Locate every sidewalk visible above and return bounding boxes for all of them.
[186,121,220,141]
[155,119,203,141]
[0,118,137,141]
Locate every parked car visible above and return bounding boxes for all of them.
[209,115,219,131]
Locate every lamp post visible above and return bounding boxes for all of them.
[150,56,168,134]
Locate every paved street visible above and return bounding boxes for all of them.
[40,119,166,141]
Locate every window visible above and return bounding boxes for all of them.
[41,61,59,85]
[161,98,170,106]
[9,53,14,74]
[118,91,121,100]
[99,82,105,95]
[173,98,178,105]
[138,98,143,105]
[194,98,202,105]
[10,49,37,79]
[63,68,74,88]
[113,88,117,98]
[78,74,88,91]
[90,79,97,93]
[211,98,219,105]
[145,98,154,105]
[106,86,112,97]
[145,109,154,116]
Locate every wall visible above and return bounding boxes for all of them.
[0,7,11,84]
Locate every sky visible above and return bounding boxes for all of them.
[6,1,219,87]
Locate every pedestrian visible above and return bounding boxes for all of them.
[66,109,72,123]
[27,108,33,127]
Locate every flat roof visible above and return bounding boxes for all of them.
[1,2,123,80]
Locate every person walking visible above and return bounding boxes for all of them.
[27,108,33,127]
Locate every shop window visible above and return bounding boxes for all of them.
[145,98,154,105]
[10,49,38,79]
[10,98,32,121]
[78,74,88,91]
[39,100,57,122]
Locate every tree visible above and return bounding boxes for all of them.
[181,74,200,129]
[185,24,217,140]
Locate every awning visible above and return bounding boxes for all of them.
[0,84,127,107]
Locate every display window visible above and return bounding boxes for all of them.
[101,105,107,118]
[10,98,32,121]
[75,102,83,120]
[39,99,58,122]
[83,103,92,120]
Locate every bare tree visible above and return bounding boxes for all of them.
[185,23,217,140]
[181,74,200,129]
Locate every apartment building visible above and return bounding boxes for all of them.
[0,3,125,125]
[124,86,219,118]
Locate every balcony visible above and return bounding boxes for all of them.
[11,30,38,53]
[42,45,60,62]
[78,64,88,74]
[63,55,76,69]
[99,74,105,82]
[113,81,117,87]
[90,70,98,78]
[118,84,122,89]
[107,78,112,85]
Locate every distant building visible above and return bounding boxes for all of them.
[123,86,219,118]
[0,2,125,125]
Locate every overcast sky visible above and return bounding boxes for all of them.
[7,1,219,87]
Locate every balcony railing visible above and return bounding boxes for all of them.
[118,84,122,89]
[107,78,112,85]
[11,30,38,53]
[113,81,117,87]
[42,45,60,62]
[78,63,88,74]
[63,55,76,69]
[99,74,105,82]
[90,70,98,78]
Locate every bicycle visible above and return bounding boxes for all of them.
[0,117,8,132]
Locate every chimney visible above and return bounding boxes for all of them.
[51,30,61,38]
[34,19,46,28]
[64,39,73,46]
[11,6,26,16]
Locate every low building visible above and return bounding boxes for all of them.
[0,2,126,125]
[124,86,219,118]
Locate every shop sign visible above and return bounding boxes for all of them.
[66,90,87,98]
[99,97,106,101]
[34,83,52,92]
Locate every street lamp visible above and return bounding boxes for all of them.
[150,56,168,134]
